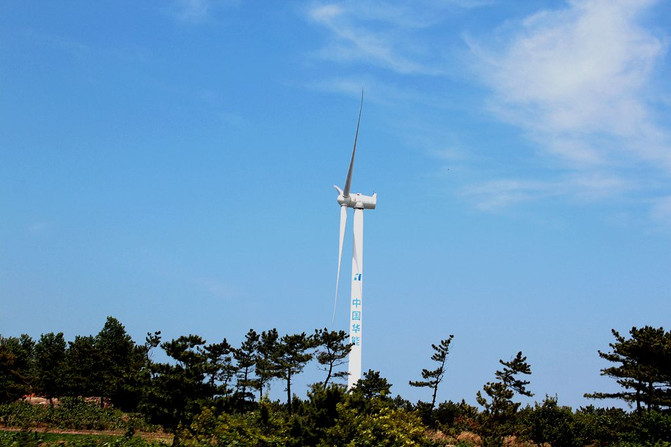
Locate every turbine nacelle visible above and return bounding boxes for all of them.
[334,185,377,209]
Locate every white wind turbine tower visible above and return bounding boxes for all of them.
[333,93,377,390]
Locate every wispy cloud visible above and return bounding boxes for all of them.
[170,0,211,22]
[462,179,561,211]
[305,1,459,75]
[448,0,495,7]
[306,75,445,108]
[27,221,52,234]
[304,0,671,218]
[168,0,239,23]
[191,276,240,300]
[465,0,671,210]
[307,5,420,74]
[462,172,629,211]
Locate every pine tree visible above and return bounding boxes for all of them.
[409,335,454,408]
[0,341,28,403]
[477,351,533,417]
[65,335,103,398]
[234,329,260,402]
[145,334,212,431]
[95,316,138,408]
[33,332,67,403]
[352,369,392,399]
[586,326,671,411]
[314,328,352,388]
[272,332,314,414]
[204,339,237,396]
[255,329,279,401]
[2,335,34,384]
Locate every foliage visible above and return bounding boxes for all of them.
[432,400,480,435]
[586,326,671,411]
[65,335,104,400]
[477,352,533,417]
[6,317,671,446]
[0,343,28,404]
[319,371,438,446]
[410,335,454,409]
[0,334,34,404]
[203,338,237,396]
[33,332,67,402]
[572,405,630,445]
[476,351,533,445]
[0,430,167,446]
[269,332,314,414]
[351,369,392,400]
[622,409,671,445]
[518,396,581,447]
[0,398,157,432]
[233,329,260,404]
[255,329,279,402]
[313,328,352,388]
[96,317,148,411]
[326,404,435,447]
[179,404,287,446]
[178,375,438,447]
[143,335,212,431]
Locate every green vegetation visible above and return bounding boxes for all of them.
[410,335,454,409]
[586,326,671,411]
[0,397,157,432]
[0,430,167,446]
[2,318,671,446]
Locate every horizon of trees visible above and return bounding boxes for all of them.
[2,317,671,445]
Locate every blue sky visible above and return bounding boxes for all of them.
[2,0,671,408]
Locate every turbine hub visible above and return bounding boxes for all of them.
[337,192,377,209]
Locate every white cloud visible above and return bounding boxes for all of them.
[462,171,629,212]
[305,1,446,74]
[465,0,671,211]
[28,221,52,233]
[168,0,239,23]
[172,0,211,22]
[191,277,239,300]
[304,1,671,217]
[472,0,667,162]
[462,179,561,211]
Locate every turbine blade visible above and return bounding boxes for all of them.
[332,205,348,323]
[343,90,364,198]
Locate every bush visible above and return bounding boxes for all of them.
[0,398,157,432]
[433,400,480,435]
[520,396,579,447]
[322,399,436,446]
[0,430,166,446]
[573,405,629,445]
[178,406,287,446]
[624,410,671,445]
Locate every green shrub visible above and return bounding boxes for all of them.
[573,405,629,445]
[0,399,157,432]
[624,410,671,445]
[520,396,580,447]
[0,430,166,446]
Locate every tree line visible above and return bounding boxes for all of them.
[2,317,671,446]
[0,318,354,426]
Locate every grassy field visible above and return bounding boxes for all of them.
[0,429,172,446]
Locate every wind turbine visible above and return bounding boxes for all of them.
[333,93,377,390]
